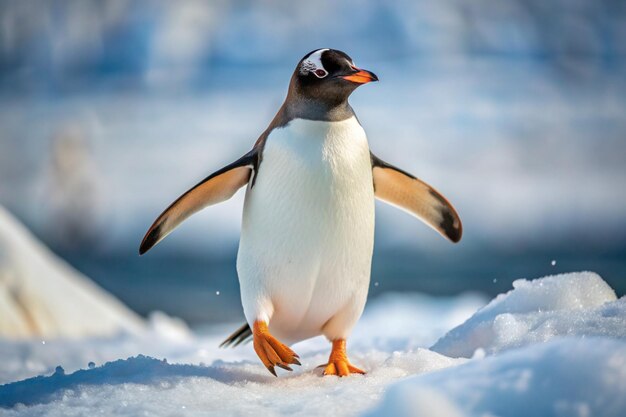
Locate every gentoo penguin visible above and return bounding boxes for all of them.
[139,49,462,377]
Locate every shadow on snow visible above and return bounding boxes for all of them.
[0,355,267,408]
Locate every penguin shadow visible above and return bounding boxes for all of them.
[0,355,297,409]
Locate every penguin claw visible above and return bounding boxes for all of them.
[253,321,301,376]
[276,363,293,372]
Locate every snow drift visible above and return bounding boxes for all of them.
[0,206,144,338]
[432,271,621,357]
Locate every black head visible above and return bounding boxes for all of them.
[284,49,378,119]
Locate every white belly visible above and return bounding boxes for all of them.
[237,116,375,343]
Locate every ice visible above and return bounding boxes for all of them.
[0,206,144,339]
[432,272,623,357]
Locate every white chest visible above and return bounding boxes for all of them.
[243,116,374,248]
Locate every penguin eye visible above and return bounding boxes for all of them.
[314,69,328,78]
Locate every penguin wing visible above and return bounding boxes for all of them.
[139,149,256,254]
[371,152,462,243]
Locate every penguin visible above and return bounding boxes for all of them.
[139,48,462,377]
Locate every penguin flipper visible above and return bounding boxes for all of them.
[139,150,256,254]
[371,152,462,243]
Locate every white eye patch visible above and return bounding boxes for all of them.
[312,68,328,78]
[300,48,329,78]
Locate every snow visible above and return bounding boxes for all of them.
[432,271,621,357]
[0,293,479,416]
[0,270,625,416]
[0,206,144,338]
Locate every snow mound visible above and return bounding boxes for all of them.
[0,206,144,339]
[432,271,622,357]
[365,337,626,417]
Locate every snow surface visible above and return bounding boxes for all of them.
[0,206,144,338]
[367,338,626,417]
[0,293,480,416]
[1,271,625,416]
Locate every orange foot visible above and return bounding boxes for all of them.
[322,339,365,377]
[253,321,301,376]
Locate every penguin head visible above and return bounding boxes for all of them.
[290,49,378,105]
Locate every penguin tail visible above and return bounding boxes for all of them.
[219,322,252,348]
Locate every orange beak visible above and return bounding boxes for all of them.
[341,68,378,84]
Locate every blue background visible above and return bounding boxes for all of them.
[1,0,625,325]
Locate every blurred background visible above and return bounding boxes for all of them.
[1,0,625,327]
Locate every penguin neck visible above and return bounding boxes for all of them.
[281,79,356,122]
[283,96,355,122]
